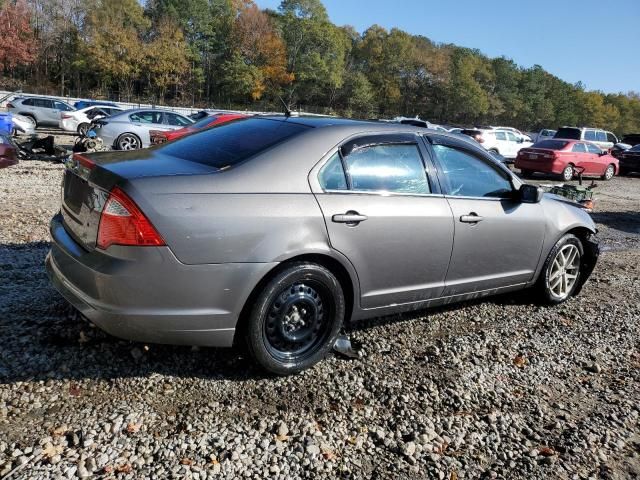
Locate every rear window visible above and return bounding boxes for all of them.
[533,140,568,150]
[159,118,310,169]
[555,128,581,140]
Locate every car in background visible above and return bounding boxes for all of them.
[11,113,36,136]
[621,134,640,147]
[535,129,557,143]
[617,144,640,175]
[475,128,533,160]
[394,117,449,132]
[515,139,618,181]
[0,133,18,168]
[554,127,618,151]
[60,105,125,136]
[47,116,599,374]
[6,97,75,127]
[90,109,194,150]
[492,126,533,142]
[150,113,247,145]
[73,100,119,110]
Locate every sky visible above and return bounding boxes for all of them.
[255,0,640,94]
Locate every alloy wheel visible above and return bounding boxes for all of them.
[562,165,573,181]
[118,134,140,150]
[548,244,580,300]
[604,165,615,180]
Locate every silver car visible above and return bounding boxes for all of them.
[47,117,599,374]
[12,113,37,136]
[91,109,194,150]
[6,96,75,127]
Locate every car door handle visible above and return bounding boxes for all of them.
[332,211,368,225]
[460,213,484,223]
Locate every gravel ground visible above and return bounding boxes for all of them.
[1,145,639,479]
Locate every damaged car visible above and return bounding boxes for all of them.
[47,117,599,374]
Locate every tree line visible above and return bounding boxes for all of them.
[1,0,639,134]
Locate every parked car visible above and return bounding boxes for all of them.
[60,105,125,136]
[150,113,247,145]
[620,134,640,146]
[90,109,194,150]
[492,126,533,142]
[554,127,618,151]
[0,133,18,168]
[47,116,599,374]
[73,100,118,110]
[12,113,37,136]
[6,97,75,127]
[515,139,618,181]
[617,144,640,175]
[535,129,557,143]
[475,128,533,160]
[611,143,632,160]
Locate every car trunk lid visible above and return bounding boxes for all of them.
[60,149,217,251]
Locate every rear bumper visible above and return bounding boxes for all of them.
[46,214,277,347]
[515,158,564,174]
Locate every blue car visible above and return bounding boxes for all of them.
[73,100,118,110]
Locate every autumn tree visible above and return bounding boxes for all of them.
[0,0,37,73]
[145,17,191,102]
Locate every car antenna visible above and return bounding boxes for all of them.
[277,95,292,117]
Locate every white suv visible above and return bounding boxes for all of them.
[476,128,533,159]
[554,127,618,151]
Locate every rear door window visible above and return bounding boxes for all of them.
[130,111,163,124]
[342,143,430,194]
[584,130,597,141]
[159,117,310,169]
[494,131,507,141]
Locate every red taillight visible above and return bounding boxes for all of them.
[6,103,14,109]
[61,114,73,119]
[73,153,95,170]
[97,187,165,249]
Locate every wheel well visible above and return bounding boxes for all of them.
[232,254,356,347]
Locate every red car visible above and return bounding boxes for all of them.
[0,135,18,169]
[515,139,618,181]
[150,113,247,145]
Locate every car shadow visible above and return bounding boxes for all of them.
[591,210,640,236]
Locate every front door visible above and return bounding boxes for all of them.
[427,136,546,296]
[312,134,454,309]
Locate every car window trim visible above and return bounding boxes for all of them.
[338,134,434,196]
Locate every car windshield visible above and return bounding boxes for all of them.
[555,128,581,140]
[192,115,219,129]
[159,118,311,169]
[533,140,568,150]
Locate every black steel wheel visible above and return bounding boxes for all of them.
[245,262,345,375]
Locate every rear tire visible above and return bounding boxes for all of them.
[116,133,141,150]
[245,262,345,375]
[77,123,90,137]
[561,164,574,181]
[537,234,583,305]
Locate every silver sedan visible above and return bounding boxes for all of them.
[90,108,194,150]
[47,117,599,374]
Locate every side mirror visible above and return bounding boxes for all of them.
[519,184,543,203]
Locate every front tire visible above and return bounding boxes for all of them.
[561,164,574,181]
[601,164,615,181]
[245,262,345,375]
[117,133,141,150]
[537,234,583,304]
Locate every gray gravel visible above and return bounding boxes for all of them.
[1,156,639,479]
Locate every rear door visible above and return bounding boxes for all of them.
[571,142,588,172]
[312,133,454,309]
[427,135,546,295]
